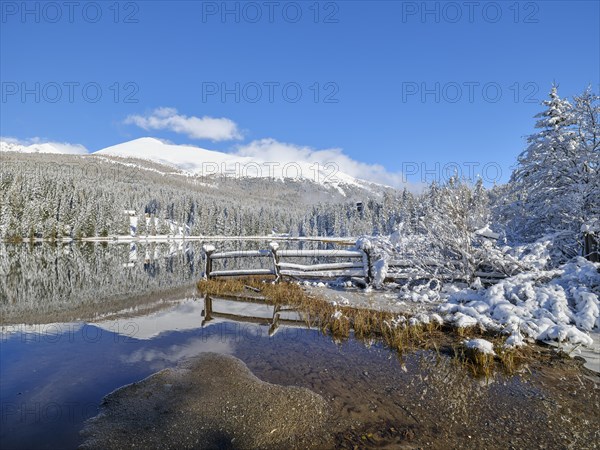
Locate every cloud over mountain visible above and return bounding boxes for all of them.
[234,138,416,189]
[0,137,89,155]
[124,108,243,142]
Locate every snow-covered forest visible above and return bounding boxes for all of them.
[355,85,599,350]
[1,86,598,266]
[0,151,398,240]
[497,86,600,262]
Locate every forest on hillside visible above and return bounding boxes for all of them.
[1,86,598,268]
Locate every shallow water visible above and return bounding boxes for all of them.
[1,243,599,449]
[2,294,599,449]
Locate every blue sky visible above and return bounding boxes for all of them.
[1,1,598,186]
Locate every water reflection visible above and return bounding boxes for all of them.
[0,240,338,326]
[0,294,328,449]
[0,241,202,325]
[2,293,598,450]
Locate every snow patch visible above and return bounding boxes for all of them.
[464,338,496,355]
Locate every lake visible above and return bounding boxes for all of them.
[1,242,598,449]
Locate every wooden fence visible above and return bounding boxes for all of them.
[203,242,371,284]
[202,242,508,286]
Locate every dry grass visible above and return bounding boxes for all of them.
[456,345,496,378]
[197,277,309,304]
[198,277,527,376]
[450,337,534,378]
[198,277,442,353]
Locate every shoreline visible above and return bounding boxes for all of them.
[1,235,358,244]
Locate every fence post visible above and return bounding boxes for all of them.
[269,241,281,282]
[202,244,215,279]
[356,238,373,286]
[363,248,373,286]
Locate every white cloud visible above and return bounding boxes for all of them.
[234,138,420,190]
[0,136,22,145]
[0,136,88,155]
[124,107,243,142]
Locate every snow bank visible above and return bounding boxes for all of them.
[397,279,442,303]
[504,325,526,348]
[440,257,600,347]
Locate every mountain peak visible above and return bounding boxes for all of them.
[93,138,367,190]
[128,137,167,145]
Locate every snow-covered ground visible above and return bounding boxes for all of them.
[304,284,440,317]
[306,236,600,373]
[310,276,600,373]
[440,257,600,348]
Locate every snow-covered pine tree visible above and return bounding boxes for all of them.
[505,85,600,261]
[573,87,600,229]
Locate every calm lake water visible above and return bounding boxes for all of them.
[0,240,349,448]
[1,242,599,449]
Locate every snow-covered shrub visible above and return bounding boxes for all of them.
[440,257,600,346]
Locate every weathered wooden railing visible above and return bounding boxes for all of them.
[202,242,371,284]
[202,245,276,279]
[202,242,508,287]
[385,259,507,283]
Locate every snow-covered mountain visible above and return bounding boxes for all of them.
[0,137,392,196]
[2,136,393,195]
[94,137,370,189]
[0,140,88,155]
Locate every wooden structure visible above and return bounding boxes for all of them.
[201,294,306,336]
[202,241,509,287]
[583,232,599,262]
[202,242,370,284]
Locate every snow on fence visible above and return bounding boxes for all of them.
[202,242,371,284]
[384,263,508,283]
[201,241,509,286]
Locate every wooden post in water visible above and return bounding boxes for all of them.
[201,294,213,327]
[269,304,281,336]
[202,244,215,279]
[269,241,281,283]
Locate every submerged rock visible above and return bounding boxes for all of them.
[80,353,331,449]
